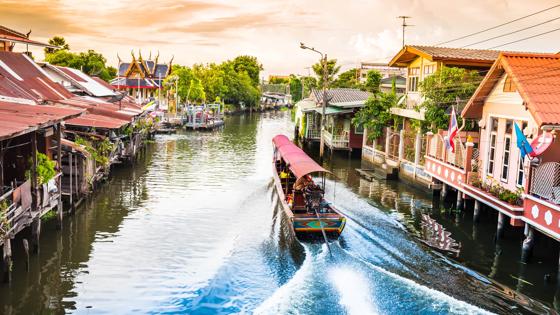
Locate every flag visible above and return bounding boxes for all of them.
[445,106,459,153]
[514,122,534,159]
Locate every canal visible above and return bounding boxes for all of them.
[0,111,557,314]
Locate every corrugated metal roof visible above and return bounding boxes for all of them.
[312,88,371,107]
[0,52,73,101]
[389,45,502,67]
[65,113,129,129]
[49,65,117,97]
[0,101,84,140]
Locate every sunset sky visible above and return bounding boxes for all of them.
[1,0,559,77]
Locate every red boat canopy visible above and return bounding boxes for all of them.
[272,135,330,180]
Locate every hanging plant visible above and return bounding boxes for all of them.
[25,152,56,185]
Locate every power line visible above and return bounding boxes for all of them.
[461,16,560,48]
[435,4,560,46]
[487,26,560,49]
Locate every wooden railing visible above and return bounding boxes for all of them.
[427,134,466,169]
[323,130,349,148]
[307,128,321,139]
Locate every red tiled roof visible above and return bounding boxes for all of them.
[0,25,54,48]
[0,102,84,140]
[462,52,560,126]
[0,51,73,101]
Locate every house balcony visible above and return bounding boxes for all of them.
[306,128,321,141]
[523,162,560,238]
[323,130,350,150]
[424,131,524,217]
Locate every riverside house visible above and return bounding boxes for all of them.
[425,52,560,260]
[296,88,371,152]
[362,45,501,188]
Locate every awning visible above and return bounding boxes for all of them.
[66,113,129,129]
[272,135,330,180]
[314,106,353,115]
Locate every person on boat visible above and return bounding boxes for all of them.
[280,169,289,179]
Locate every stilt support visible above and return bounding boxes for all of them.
[31,216,41,254]
[473,200,481,223]
[22,238,29,271]
[496,212,506,241]
[521,224,535,263]
[456,191,463,210]
[2,238,12,283]
[441,183,448,200]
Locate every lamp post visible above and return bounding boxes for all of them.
[300,42,328,159]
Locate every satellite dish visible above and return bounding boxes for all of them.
[529,132,554,157]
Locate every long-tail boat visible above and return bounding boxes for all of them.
[272,135,346,238]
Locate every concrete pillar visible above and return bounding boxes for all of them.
[456,191,463,210]
[521,224,535,262]
[441,183,448,200]
[398,129,405,161]
[473,200,481,223]
[2,238,11,283]
[385,127,391,159]
[414,131,422,166]
[22,238,29,271]
[496,212,506,241]
[31,216,41,254]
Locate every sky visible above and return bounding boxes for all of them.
[1,0,560,78]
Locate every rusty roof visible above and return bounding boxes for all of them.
[65,113,130,129]
[0,102,84,140]
[0,51,73,101]
[389,45,502,68]
[462,52,560,126]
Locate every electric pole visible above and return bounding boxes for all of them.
[397,16,412,47]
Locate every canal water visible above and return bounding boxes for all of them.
[0,111,557,314]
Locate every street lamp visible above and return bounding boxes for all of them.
[300,42,328,159]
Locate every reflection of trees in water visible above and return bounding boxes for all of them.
[0,144,155,314]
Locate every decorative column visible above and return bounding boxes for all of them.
[398,129,405,161]
[385,127,391,160]
[414,131,422,166]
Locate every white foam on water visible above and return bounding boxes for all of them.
[253,246,315,315]
[329,267,378,315]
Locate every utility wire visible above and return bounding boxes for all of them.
[435,4,560,46]
[488,26,560,49]
[462,16,560,48]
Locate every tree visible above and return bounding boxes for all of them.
[269,77,289,84]
[188,78,206,103]
[312,59,340,87]
[352,92,397,140]
[419,66,481,131]
[232,55,262,86]
[333,68,360,89]
[301,76,317,96]
[289,75,303,103]
[44,36,69,55]
[45,49,116,82]
[364,70,382,94]
[163,65,194,101]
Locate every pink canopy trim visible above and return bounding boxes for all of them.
[272,135,330,179]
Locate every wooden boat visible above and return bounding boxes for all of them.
[272,135,346,238]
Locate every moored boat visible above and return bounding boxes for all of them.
[272,135,346,238]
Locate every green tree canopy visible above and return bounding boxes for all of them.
[45,49,116,82]
[364,70,382,94]
[232,55,262,86]
[333,68,360,89]
[44,36,69,55]
[188,78,206,103]
[352,92,397,140]
[312,59,340,87]
[289,75,303,103]
[419,66,482,131]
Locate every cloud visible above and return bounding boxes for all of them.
[159,13,284,36]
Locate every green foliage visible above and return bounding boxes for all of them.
[269,77,289,84]
[332,68,360,89]
[301,76,317,96]
[364,70,382,94]
[44,36,69,55]
[25,152,56,185]
[232,55,262,86]
[289,75,303,102]
[75,136,114,167]
[419,66,482,131]
[188,78,206,103]
[45,47,116,82]
[312,59,340,87]
[473,178,523,205]
[352,92,397,140]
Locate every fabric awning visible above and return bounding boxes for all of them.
[272,135,330,180]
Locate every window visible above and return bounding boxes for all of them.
[505,119,513,134]
[423,65,435,75]
[408,67,420,92]
[354,124,364,134]
[501,136,511,182]
[503,75,517,92]
[487,134,497,175]
[487,118,498,175]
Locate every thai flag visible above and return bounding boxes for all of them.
[446,106,459,153]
